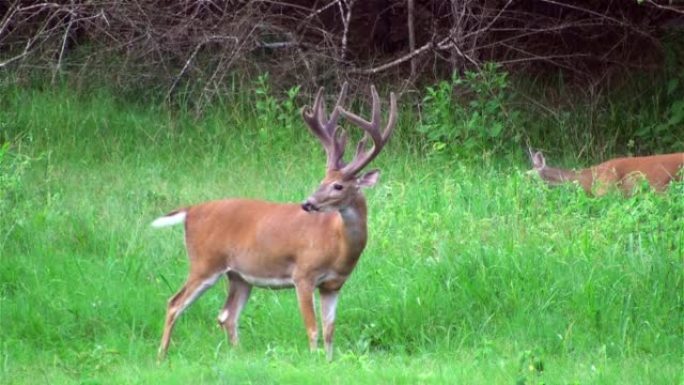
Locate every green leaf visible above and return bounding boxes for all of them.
[490,122,503,138]
[666,78,679,96]
[634,125,652,137]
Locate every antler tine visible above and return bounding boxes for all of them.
[301,83,350,170]
[321,82,348,133]
[333,125,348,167]
[302,87,326,139]
[371,85,382,135]
[339,85,397,178]
[385,91,398,138]
[315,88,329,129]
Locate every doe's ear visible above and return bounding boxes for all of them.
[531,151,546,169]
[357,169,380,188]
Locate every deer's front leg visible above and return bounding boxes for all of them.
[319,288,339,361]
[294,279,318,351]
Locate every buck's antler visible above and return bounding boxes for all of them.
[339,85,397,178]
[301,83,349,171]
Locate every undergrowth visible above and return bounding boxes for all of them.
[0,77,682,385]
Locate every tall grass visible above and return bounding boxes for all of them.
[0,83,682,384]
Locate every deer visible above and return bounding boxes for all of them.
[151,82,397,361]
[528,148,684,196]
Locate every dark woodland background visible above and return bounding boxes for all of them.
[1,1,684,154]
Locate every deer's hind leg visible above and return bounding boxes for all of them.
[217,272,252,346]
[158,269,223,360]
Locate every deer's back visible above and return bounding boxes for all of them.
[594,152,684,191]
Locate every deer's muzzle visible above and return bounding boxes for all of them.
[301,201,319,212]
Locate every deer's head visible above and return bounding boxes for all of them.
[300,83,397,213]
[528,148,547,176]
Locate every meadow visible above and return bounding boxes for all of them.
[0,83,682,385]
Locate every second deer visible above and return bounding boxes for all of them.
[528,149,684,196]
[152,83,397,361]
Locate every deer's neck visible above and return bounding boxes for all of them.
[539,166,594,192]
[539,166,581,184]
[338,194,368,257]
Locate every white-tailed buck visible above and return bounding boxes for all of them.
[528,149,684,196]
[152,83,397,361]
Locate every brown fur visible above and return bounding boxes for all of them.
[183,196,367,281]
[156,171,374,362]
[530,151,684,196]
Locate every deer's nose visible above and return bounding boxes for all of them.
[301,201,319,212]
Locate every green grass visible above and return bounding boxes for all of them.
[1,85,682,384]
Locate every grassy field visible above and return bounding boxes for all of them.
[0,85,682,384]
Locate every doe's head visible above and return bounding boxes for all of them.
[527,148,547,176]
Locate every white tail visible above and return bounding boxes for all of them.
[151,211,187,228]
[154,83,398,361]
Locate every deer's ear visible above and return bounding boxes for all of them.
[532,151,546,168]
[357,169,380,188]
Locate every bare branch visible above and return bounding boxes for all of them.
[350,42,434,75]
[645,0,684,15]
[407,0,416,77]
[339,0,355,63]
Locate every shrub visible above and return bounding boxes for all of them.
[417,63,521,155]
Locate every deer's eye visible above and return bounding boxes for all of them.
[333,183,344,191]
